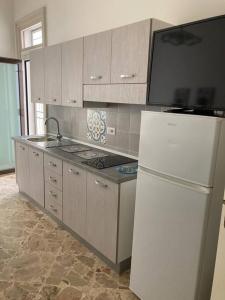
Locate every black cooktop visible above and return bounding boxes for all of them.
[82,155,137,169]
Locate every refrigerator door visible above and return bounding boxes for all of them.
[139,111,221,187]
[130,169,211,300]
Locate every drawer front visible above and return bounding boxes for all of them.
[45,195,62,220]
[45,181,62,206]
[44,154,62,175]
[45,168,62,191]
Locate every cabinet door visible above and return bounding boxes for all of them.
[15,142,30,195]
[63,162,86,238]
[62,38,83,107]
[44,44,62,105]
[211,205,225,300]
[29,147,44,207]
[86,173,118,262]
[111,20,150,83]
[30,48,45,103]
[83,31,111,84]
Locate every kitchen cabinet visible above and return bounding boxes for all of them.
[14,142,137,271]
[211,204,225,300]
[63,162,86,238]
[45,182,63,220]
[83,30,112,84]
[84,84,147,104]
[15,142,30,195]
[44,153,63,220]
[62,38,83,107]
[86,172,119,262]
[111,19,150,84]
[30,48,45,103]
[44,44,62,105]
[28,147,44,207]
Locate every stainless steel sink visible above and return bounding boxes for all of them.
[27,136,56,142]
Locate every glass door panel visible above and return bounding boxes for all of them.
[0,63,21,171]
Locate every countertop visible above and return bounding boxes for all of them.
[13,136,138,184]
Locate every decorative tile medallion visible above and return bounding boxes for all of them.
[87,110,106,144]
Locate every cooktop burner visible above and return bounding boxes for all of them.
[82,155,137,169]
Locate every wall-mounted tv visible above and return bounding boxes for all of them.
[148,15,225,111]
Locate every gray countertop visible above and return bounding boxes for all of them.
[13,136,138,184]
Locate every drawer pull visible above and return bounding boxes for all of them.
[49,191,57,198]
[50,204,58,213]
[95,179,108,188]
[20,145,25,150]
[49,176,57,183]
[33,151,39,157]
[67,100,77,104]
[90,75,102,80]
[48,161,57,167]
[68,168,79,175]
[52,99,57,102]
[120,74,136,79]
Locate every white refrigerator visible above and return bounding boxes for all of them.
[130,111,225,300]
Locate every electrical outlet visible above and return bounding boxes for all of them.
[107,127,116,135]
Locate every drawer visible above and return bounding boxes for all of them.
[45,168,62,191]
[45,195,62,221]
[44,154,62,175]
[45,181,62,206]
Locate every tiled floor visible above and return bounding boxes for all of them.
[0,174,138,300]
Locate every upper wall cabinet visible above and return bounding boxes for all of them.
[44,44,62,105]
[30,48,45,103]
[83,30,112,84]
[111,19,150,84]
[62,38,83,107]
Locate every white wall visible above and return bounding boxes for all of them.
[0,0,15,57]
[13,0,225,47]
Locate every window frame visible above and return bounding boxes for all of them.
[15,7,47,59]
[15,7,47,136]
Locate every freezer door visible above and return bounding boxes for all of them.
[139,111,221,187]
[130,169,211,300]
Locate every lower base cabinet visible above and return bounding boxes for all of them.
[63,162,86,239]
[29,147,44,207]
[15,142,30,195]
[86,173,119,263]
[15,143,136,269]
[15,142,44,207]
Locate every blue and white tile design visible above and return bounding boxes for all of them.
[87,110,106,144]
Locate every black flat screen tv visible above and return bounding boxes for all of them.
[148,15,225,111]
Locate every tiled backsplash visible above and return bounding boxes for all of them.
[47,104,160,157]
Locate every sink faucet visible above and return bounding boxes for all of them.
[45,117,63,141]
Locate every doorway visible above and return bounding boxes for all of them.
[0,62,21,173]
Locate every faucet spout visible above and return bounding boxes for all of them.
[45,117,62,141]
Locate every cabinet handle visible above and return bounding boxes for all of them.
[49,191,57,198]
[67,100,77,104]
[48,161,57,167]
[120,74,136,79]
[90,75,102,80]
[95,179,108,188]
[33,151,39,157]
[52,99,57,102]
[49,176,57,183]
[38,97,41,101]
[20,146,25,150]
[50,204,58,212]
[68,168,79,175]
[224,217,225,229]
